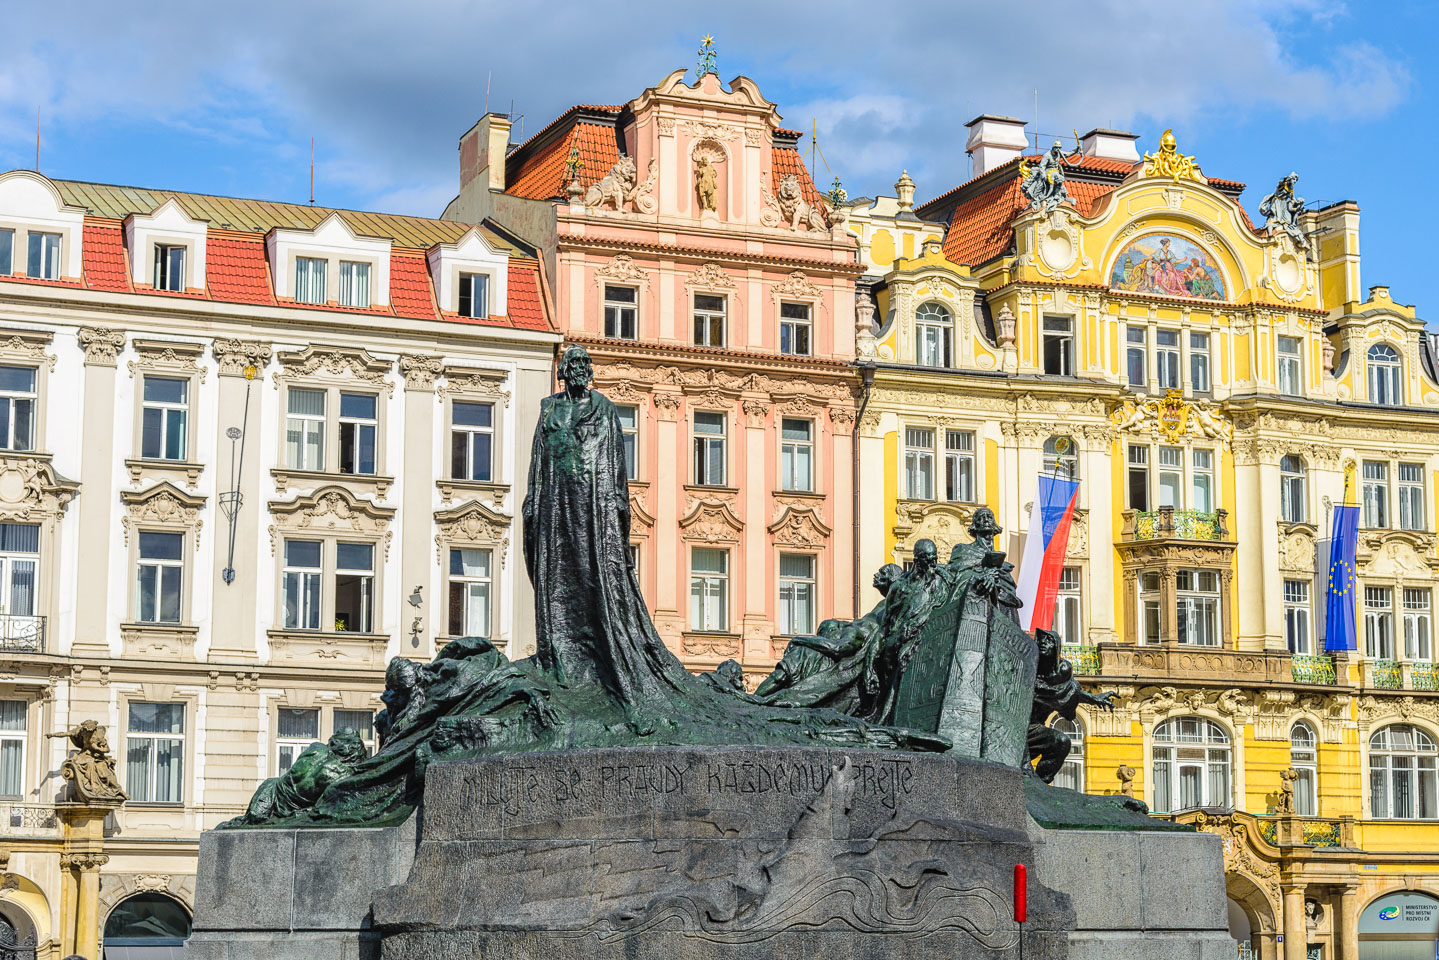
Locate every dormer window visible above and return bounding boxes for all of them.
[154,245,186,292]
[26,233,60,280]
[295,257,327,305]
[338,262,371,309]
[0,230,11,275]
[1368,343,1402,405]
[459,273,489,319]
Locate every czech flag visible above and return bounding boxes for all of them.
[1015,474,1081,632]
[1324,503,1359,651]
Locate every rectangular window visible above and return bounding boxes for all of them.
[0,230,11,275]
[917,309,951,368]
[1399,463,1425,531]
[0,523,38,626]
[295,256,327,304]
[1363,461,1390,528]
[1175,569,1220,646]
[459,273,489,318]
[126,702,184,804]
[1158,446,1182,509]
[0,700,23,798]
[780,418,813,492]
[333,542,374,633]
[276,707,319,775]
[136,531,183,624]
[0,366,37,453]
[944,430,975,503]
[450,401,494,482]
[1127,446,1150,510]
[617,405,639,481]
[779,302,812,356]
[1277,336,1302,397]
[1192,449,1214,513]
[1126,326,1147,388]
[904,427,935,500]
[1140,571,1162,643]
[140,376,188,461]
[1285,579,1311,654]
[338,393,377,476]
[154,244,185,292]
[26,232,60,280]
[1190,332,1211,393]
[282,539,322,631]
[285,388,326,471]
[338,261,371,309]
[1042,316,1073,376]
[693,412,726,486]
[778,553,816,635]
[334,708,376,754]
[693,294,726,348]
[1156,329,1181,390]
[689,547,729,632]
[1366,586,1395,659]
[447,547,492,638]
[603,285,638,340]
[1056,567,1081,646]
[1404,588,1432,661]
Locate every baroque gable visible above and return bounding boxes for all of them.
[268,485,396,556]
[120,481,206,547]
[274,345,394,395]
[433,500,512,566]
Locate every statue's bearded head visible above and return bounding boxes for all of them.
[912,539,938,573]
[558,345,594,390]
[969,507,1001,540]
[872,563,903,596]
[328,727,369,763]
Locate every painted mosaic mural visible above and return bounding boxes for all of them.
[1109,234,1225,301]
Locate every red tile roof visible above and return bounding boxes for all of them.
[81,220,132,292]
[388,253,438,320]
[505,106,623,201]
[205,233,275,305]
[771,147,828,214]
[504,260,547,331]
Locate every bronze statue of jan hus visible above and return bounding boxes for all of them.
[48,720,125,803]
[1027,628,1117,784]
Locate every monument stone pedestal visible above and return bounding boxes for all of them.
[187,746,1233,960]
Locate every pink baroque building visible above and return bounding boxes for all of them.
[445,67,864,677]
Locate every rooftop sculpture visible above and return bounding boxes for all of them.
[1018,140,1079,215]
[1260,172,1310,256]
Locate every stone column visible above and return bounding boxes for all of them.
[208,339,272,661]
[399,357,441,658]
[1333,883,1359,960]
[57,801,121,958]
[72,327,126,657]
[1281,881,1307,960]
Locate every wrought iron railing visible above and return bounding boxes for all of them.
[1290,654,1336,685]
[0,615,43,653]
[1132,508,1225,541]
[1413,661,1439,692]
[1062,645,1101,676]
[1372,659,1403,690]
[0,803,57,837]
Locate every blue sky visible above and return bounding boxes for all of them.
[2,0,1432,312]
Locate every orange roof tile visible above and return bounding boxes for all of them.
[81,220,131,292]
[770,147,828,214]
[504,261,548,331]
[508,117,620,201]
[389,253,438,321]
[204,235,275,305]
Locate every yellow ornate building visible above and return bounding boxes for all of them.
[845,118,1439,959]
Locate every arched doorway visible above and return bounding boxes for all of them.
[0,902,38,960]
[1228,897,1255,958]
[1359,890,1439,960]
[101,892,190,959]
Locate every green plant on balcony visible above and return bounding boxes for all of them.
[1413,661,1439,692]
[1290,654,1336,685]
[1062,644,1101,676]
[1133,508,1223,541]
[1372,659,1403,690]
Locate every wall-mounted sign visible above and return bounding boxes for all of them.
[1359,892,1439,935]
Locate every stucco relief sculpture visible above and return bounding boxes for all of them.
[1260,172,1311,257]
[49,720,126,804]
[768,174,827,231]
[584,155,658,214]
[695,154,718,213]
[1018,140,1078,215]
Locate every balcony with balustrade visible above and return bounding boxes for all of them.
[0,615,44,653]
[1122,506,1230,542]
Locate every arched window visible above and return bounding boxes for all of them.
[1152,716,1231,813]
[1369,724,1438,819]
[103,892,192,951]
[1052,716,1084,793]
[1290,721,1318,816]
[1279,455,1306,524]
[1367,343,1402,405]
[915,302,952,368]
[1043,435,1078,481]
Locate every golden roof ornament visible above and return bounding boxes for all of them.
[1142,129,1200,183]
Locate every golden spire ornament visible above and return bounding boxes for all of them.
[1142,129,1200,183]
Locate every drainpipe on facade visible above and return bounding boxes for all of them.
[852,362,876,614]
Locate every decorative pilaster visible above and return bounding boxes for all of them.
[212,337,272,377]
[399,354,444,391]
[77,326,125,366]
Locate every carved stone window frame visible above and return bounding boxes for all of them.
[685,262,737,349]
[267,485,395,643]
[125,338,207,488]
[433,500,512,649]
[272,345,394,494]
[120,481,205,655]
[0,328,55,456]
[771,272,823,356]
[0,455,76,649]
[116,684,198,807]
[1117,541,1237,648]
[773,545,821,639]
[436,365,512,507]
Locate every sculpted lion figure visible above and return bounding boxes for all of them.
[776,174,826,231]
[585,155,639,212]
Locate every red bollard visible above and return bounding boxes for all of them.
[1013,862,1027,923]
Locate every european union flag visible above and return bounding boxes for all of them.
[1324,504,1359,652]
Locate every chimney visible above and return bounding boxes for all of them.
[1303,201,1361,308]
[460,113,513,194]
[965,115,1028,177]
[1079,127,1140,163]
